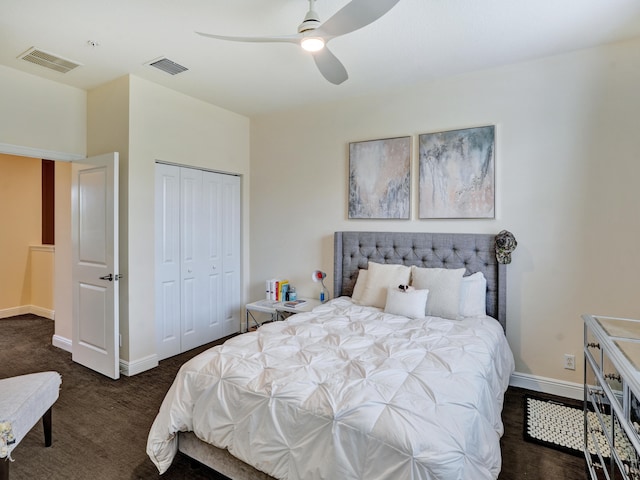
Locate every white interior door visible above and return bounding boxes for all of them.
[71,153,119,379]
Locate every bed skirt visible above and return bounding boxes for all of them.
[178,431,275,479]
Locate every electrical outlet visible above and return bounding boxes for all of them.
[564,354,575,370]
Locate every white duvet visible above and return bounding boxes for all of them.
[147,297,514,479]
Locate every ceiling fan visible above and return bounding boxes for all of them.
[196,0,401,85]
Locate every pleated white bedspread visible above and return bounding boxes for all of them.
[147,297,514,479]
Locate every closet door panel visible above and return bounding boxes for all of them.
[202,171,223,343]
[155,164,181,360]
[221,174,241,337]
[180,168,205,352]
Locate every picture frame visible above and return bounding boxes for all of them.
[418,125,495,219]
[348,136,411,219]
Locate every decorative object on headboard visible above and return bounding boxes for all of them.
[312,270,330,303]
[495,230,517,264]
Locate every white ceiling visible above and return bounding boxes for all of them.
[2,0,640,117]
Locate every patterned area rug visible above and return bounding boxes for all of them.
[524,395,586,456]
[524,394,640,468]
[523,395,629,459]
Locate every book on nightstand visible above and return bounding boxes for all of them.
[283,299,307,308]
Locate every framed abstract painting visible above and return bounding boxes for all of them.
[348,136,411,219]
[418,125,495,219]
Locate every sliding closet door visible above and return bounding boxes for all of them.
[155,164,181,360]
[221,174,241,337]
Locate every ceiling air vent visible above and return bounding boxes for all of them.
[147,57,188,75]
[18,47,82,74]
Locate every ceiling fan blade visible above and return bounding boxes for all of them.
[196,31,301,44]
[312,47,348,85]
[316,0,401,37]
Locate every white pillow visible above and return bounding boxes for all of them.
[384,287,429,319]
[358,262,412,308]
[410,266,465,320]
[459,272,487,318]
[351,269,368,303]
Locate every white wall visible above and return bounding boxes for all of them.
[54,162,72,343]
[111,75,250,371]
[250,37,640,387]
[0,64,86,156]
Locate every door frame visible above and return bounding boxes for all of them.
[0,143,83,352]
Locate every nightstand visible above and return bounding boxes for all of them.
[245,298,321,331]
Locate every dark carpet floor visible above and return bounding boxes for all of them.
[0,315,229,479]
[1,315,586,479]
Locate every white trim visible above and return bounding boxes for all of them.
[29,305,55,320]
[0,306,29,319]
[0,142,84,162]
[52,334,72,352]
[30,244,55,252]
[0,305,54,320]
[119,354,158,377]
[510,371,583,400]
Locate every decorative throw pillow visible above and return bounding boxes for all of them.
[358,262,412,308]
[410,266,466,319]
[384,287,429,319]
[350,269,368,303]
[459,272,487,318]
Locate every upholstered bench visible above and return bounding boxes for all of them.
[0,372,62,480]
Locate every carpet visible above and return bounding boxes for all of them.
[524,395,634,461]
[0,315,232,480]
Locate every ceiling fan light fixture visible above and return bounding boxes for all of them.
[301,37,325,52]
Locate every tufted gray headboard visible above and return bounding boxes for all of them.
[333,231,507,331]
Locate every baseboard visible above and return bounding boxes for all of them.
[509,371,583,400]
[29,305,55,320]
[52,334,72,352]
[0,305,55,320]
[120,354,158,377]
[0,306,29,319]
[51,339,159,376]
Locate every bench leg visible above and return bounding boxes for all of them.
[0,458,8,480]
[43,407,52,447]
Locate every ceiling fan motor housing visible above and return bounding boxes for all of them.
[298,0,321,33]
[298,15,320,33]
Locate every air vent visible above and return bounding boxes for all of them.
[147,57,188,75]
[18,47,82,74]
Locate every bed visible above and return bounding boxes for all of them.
[147,231,515,479]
